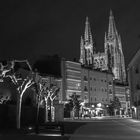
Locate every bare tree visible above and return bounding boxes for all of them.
[47,85,59,122]
[0,60,34,129]
[34,75,59,122]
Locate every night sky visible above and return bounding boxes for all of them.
[1,0,140,66]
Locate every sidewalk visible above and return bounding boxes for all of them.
[64,116,131,122]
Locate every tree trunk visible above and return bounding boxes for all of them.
[78,109,79,119]
[48,99,52,122]
[17,95,22,129]
[45,104,48,122]
[73,108,75,119]
[35,97,40,134]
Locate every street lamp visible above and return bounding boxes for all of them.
[97,103,102,108]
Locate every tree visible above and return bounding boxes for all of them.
[34,75,50,123]
[34,74,60,122]
[0,60,34,129]
[108,96,121,116]
[43,85,59,122]
[68,93,81,119]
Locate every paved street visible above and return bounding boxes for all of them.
[68,118,140,140]
[1,118,140,140]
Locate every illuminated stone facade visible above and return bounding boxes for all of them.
[114,84,127,112]
[81,67,113,106]
[61,60,82,100]
[61,59,113,106]
[80,10,126,83]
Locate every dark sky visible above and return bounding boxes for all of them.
[1,0,140,66]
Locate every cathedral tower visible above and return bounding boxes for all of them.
[80,17,95,66]
[104,10,126,82]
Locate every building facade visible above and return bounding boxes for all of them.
[61,59,114,106]
[79,10,126,83]
[61,60,82,101]
[81,67,114,110]
[114,82,127,115]
[128,49,140,119]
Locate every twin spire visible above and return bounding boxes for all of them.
[80,10,126,82]
[82,10,117,50]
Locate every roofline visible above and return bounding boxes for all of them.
[128,49,140,68]
[66,61,81,65]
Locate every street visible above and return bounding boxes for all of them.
[1,118,140,140]
[68,118,140,140]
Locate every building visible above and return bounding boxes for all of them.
[125,86,131,116]
[81,67,113,115]
[79,10,126,83]
[61,60,82,101]
[128,49,140,119]
[114,82,127,115]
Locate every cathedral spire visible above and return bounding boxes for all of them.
[84,16,93,45]
[108,10,117,39]
[105,10,126,82]
[104,32,107,53]
[104,32,107,43]
[80,36,85,64]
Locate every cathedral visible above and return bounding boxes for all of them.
[79,10,126,83]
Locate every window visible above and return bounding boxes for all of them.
[109,81,112,85]
[102,88,104,92]
[135,66,139,74]
[136,84,140,90]
[94,78,96,81]
[90,77,92,80]
[84,86,88,91]
[109,89,112,94]
[90,87,92,91]
[94,88,96,91]
[84,76,87,81]
[91,97,92,102]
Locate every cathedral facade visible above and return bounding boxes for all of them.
[80,10,126,83]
